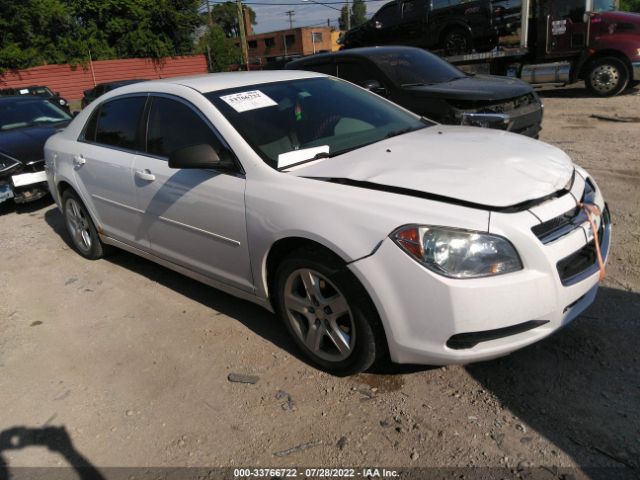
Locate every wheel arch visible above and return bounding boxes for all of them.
[56,179,104,235]
[263,236,350,308]
[578,50,632,80]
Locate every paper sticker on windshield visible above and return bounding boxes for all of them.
[19,89,29,94]
[220,90,277,113]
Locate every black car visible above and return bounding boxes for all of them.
[81,79,148,108]
[0,85,71,114]
[0,96,71,205]
[286,46,542,138]
[340,0,521,55]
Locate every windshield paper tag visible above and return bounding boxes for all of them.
[277,146,330,170]
[220,90,277,113]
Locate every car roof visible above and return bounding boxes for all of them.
[287,46,429,67]
[0,95,49,104]
[130,71,326,93]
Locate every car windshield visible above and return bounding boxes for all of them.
[0,98,71,131]
[206,77,429,169]
[369,49,467,86]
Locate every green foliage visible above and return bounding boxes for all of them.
[197,24,240,72]
[0,0,203,71]
[620,0,640,12]
[210,1,257,38]
[339,0,367,30]
[351,0,367,27]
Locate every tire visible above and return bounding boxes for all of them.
[585,57,629,97]
[274,247,387,376]
[442,27,472,56]
[62,190,109,260]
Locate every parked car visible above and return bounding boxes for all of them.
[45,72,610,375]
[340,0,520,54]
[0,85,70,113]
[0,96,72,205]
[287,46,543,138]
[81,79,148,108]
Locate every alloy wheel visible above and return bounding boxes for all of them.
[283,268,356,362]
[65,197,92,253]
[589,64,620,94]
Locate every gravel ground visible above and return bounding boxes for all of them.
[0,84,639,479]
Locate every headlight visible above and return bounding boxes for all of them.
[0,153,21,174]
[59,99,67,105]
[391,225,522,279]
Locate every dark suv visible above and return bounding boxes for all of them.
[341,0,522,55]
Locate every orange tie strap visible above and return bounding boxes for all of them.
[580,203,605,281]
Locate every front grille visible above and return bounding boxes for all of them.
[532,178,596,244]
[449,93,537,114]
[556,205,610,286]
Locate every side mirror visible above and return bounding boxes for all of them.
[168,144,235,170]
[362,79,388,96]
[56,92,61,96]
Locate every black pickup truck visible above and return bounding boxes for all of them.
[341,0,522,55]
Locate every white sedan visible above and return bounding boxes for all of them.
[44,71,610,375]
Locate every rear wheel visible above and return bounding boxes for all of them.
[62,190,109,260]
[274,248,386,375]
[585,57,629,97]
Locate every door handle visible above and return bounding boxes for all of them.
[73,154,86,168]
[135,169,156,182]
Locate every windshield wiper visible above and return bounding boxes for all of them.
[277,151,330,171]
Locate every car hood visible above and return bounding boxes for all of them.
[403,75,533,102]
[0,123,69,164]
[293,126,575,209]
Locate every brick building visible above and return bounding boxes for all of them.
[246,26,341,65]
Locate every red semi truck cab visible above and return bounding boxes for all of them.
[535,1,640,95]
[446,0,640,96]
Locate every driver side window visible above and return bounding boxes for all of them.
[146,97,224,159]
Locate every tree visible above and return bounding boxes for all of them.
[351,0,367,27]
[0,0,203,72]
[197,24,240,72]
[338,0,367,30]
[211,1,257,38]
[620,0,640,11]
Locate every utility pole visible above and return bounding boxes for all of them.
[236,0,249,70]
[285,10,295,29]
[206,0,212,26]
[346,0,350,30]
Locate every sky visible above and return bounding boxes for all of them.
[234,0,392,33]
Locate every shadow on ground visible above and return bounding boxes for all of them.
[0,426,105,480]
[43,206,308,367]
[467,286,640,477]
[537,84,639,99]
[0,195,53,217]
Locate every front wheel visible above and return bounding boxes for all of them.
[274,248,386,375]
[585,57,629,97]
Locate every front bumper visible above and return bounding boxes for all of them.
[457,98,543,138]
[348,172,610,365]
[0,165,49,204]
[632,61,640,82]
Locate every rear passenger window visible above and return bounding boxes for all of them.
[94,97,146,150]
[146,97,222,158]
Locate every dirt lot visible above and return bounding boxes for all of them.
[1,85,639,479]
